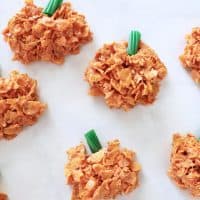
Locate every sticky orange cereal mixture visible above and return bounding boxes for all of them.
[65,140,141,200]
[0,71,46,140]
[180,27,200,83]
[85,41,167,111]
[168,134,200,196]
[3,1,92,64]
[0,193,8,200]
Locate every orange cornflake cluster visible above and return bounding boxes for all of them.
[180,27,200,83]
[65,140,141,200]
[3,1,92,64]
[0,193,8,200]
[85,41,167,111]
[168,134,200,197]
[0,71,46,140]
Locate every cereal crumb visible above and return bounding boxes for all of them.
[168,134,200,196]
[0,71,46,140]
[3,1,92,64]
[0,193,8,200]
[85,41,167,111]
[180,28,200,83]
[65,140,141,200]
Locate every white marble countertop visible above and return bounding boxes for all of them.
[0,0,200,199]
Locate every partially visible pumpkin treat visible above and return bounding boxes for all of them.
[65,139,141,200]
[85,41,167,111]
[180,27,200,83]
[0,71,46,140]
[3,1,92,64]
[0,193,8,200]
[168,134,200,197]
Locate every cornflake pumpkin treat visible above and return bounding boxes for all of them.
[85,30,167,111]
[0,71,46,140]
[180,27,200,83]
[168,134,200,196]
[65,130,141,200]
[3,0,92,64]
[0,193,8,200]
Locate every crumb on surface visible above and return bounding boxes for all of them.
[3,1,92,64]
[85,41,167,111]
[0,71,46,140]
[180,27,200,83]
[65,140,141,200]
[168,133,200,197]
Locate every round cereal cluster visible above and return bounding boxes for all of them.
[85,41,167,111]
[65,140,141,199]
[0,193,8,200]
[0,71,46,140]
[3,1,92,64]
[168,134,200,197]
[180,28,200,83]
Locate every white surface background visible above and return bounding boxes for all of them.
[0,0,200,199]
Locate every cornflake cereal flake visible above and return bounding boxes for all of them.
[85,41,167,111]
[180,27,200,83]
[0,71,46,140]
[65,139,141,200]
[3,1,92,64]
[168,134,200,197]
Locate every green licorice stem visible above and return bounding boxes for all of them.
[85,130,102,153]
[127,30,141,55]
[43,0,63,16]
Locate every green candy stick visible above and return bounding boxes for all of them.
[43,0,63,16]
[127,30,141,55]
[85,130,102,153]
